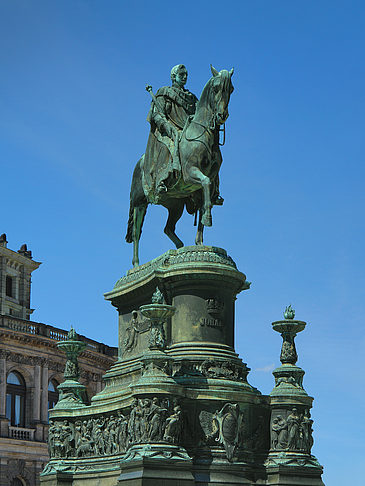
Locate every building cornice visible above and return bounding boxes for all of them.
[0,246,41,271]
[0,322,116,369]
[0,332,115,369]
[0,348,104,382]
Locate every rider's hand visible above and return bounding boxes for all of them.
[164,124,176,139]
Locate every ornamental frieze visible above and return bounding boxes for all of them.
[173,359,249,382]
[48,396,185,460]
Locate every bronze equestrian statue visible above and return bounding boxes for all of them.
[126,64,234,267]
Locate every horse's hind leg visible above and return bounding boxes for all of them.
[195,211,204,245]
[132,205,147,267]
[164,201,184,249]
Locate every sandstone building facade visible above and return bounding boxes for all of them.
[0,234,117,485]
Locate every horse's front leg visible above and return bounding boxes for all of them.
[186,166,212,226]
[164,201,184,248]
[195,211,204,245]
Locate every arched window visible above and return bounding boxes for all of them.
[6,372,26,427]
[11,478,24,486]
[48,379,59,419]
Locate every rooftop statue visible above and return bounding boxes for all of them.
[126,64,234,266]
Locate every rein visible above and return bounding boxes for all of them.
[184,80,227,147]
[183,118,216,158]
[183,117,226,150]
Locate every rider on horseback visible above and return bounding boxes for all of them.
[127,65,233,266]
[145,64,198,201]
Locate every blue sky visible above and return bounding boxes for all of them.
[1,1,364,483]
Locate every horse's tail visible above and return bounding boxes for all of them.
[125,203,134,243]
[125,155,147,243]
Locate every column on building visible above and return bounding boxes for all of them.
[0,256,5,315]
[0,357,6,417]
[0,356,9,437]
[19,265,26,320]
[33,365,41,423]
[40,364,49,424]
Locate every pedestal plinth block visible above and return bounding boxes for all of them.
[40,248,324,486]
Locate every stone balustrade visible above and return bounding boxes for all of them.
[8,425,35,441]
[0,315,116,357]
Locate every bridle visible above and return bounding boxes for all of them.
[184,77,229,147]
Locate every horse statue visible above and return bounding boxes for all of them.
[126,66,234,267]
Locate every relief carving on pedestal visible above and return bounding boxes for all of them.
[47,396,185,460]
[270,407,314,453]
[173,359,249,383]
[202,403,242,462]
[123,310,150,354]
[200,359,249,382]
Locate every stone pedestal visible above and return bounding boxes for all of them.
[117,444,194,486]
[266,307,324,486]
[40,247,324,486]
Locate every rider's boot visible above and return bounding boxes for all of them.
[201,209,212,227]
[213,195,224,206]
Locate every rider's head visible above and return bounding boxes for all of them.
[171,64,188,88]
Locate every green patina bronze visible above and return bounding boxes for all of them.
[54,327,88,409]
[125,65,234,267]
[267,306,322,474]
[40,65,325,486]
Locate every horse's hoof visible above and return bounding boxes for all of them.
[202,214,212,227]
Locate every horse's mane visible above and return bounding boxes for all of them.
[196,70,232,112]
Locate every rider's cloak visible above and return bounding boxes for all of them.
[142,85,198,203]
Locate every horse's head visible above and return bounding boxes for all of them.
[209,65,234,125]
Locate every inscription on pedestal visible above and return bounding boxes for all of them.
[199,317,223,328]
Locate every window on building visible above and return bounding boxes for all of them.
[6,275,13,297]
[6,372,26,427]
[48,379,59,420]
[11,478,24,486]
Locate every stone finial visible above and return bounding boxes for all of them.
[67,326,77,341]
[151,287,164,304]
[0,233,7,247]
[283,305,295,320]
[272,307,306,366]
[271,309,308,396]
[18,243,32,259]
[57,327,86,381]
[55,327,87,409]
